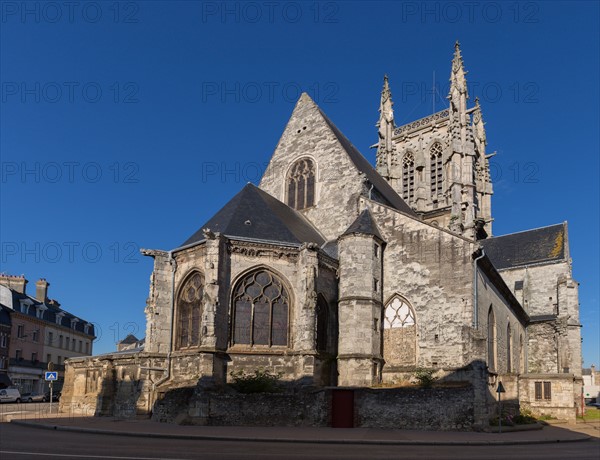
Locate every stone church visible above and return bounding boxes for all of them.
[62,43,583,426]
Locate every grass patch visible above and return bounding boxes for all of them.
[579,407,600,421]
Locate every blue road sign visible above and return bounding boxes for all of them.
[45,372,58,381]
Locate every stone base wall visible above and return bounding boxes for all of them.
[151,385,475,430]
[356,386,474,431]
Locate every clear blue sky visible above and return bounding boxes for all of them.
[1,1,598,366]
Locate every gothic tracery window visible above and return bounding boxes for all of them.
[287,158,315,210]
[232,269,289,347]
[384,296,415,329]
[402,153,415,202]
[430,142,443,198]
[177,272,204,349]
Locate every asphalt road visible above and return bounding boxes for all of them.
[0,423,599,460]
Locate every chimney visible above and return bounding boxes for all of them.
[35,279,49,302]
[0,274,28,294]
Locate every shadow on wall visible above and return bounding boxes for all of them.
[94,365,145,418]
[145,361,518,431]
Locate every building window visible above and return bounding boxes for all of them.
[0,334,7,348]
[57,356,62,365]
[85,342,89,354]
[15,349,22,360]
[535,381,552,400]
[384,296,415,329]
[402,152,415,202]
[430,142,443,198]
[487,306,496,371]
[287,158,315,210]
[32,330,39,343]
[65,337,69,349]
[507,324,512,372]
[316,295,329,353]
[79,341,82,353]
[47,332,54,346]
[17,325,24,338]
[59,335,63,348]
[46,354,52,364]
[31,352,37,363]
[176,272,204,349]
[232,269,289,347]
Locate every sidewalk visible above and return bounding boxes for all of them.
[6,412,598,446]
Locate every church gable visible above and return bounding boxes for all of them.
[260,93,412,241]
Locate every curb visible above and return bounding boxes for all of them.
[10,420,593,446]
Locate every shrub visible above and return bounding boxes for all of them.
[413,368,436,388]
[229,369,283,394]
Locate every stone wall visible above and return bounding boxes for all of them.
[258,93,366,241]
[366,198,476,374]
[151,385,476,430]
[476,267,527,375]
[496,261,581,377]
[519,374,580,422]
[60,352,162,418]
[356,386,474,431]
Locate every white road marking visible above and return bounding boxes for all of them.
[0,451,188,460]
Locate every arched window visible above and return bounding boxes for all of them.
[177,272,204,349]
[430,142,443,198]
[487,306,496,371]
[287,158,315,210]
[383,296,417,368]
[232,269,289,346]
[402,152,415,202]
[519,334,525,373]
[384,296,415,328]
[316,295,329,352]
[507,323,512,372]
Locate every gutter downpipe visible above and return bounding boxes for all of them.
[473,248,485,328]
[153,250,177,393]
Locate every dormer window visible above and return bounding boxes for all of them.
[35,305,47,319]
[286,158,315,210]
[71,318,79,330]
[56,312,65,325]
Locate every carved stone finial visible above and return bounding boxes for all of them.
[376,75,395,178]
[202,228,215,239]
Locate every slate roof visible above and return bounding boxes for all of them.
[119,334,139,345]
[0,305,11,326]
[481,223,566,270]
[342,209,384,241]
[182,183,326,247]
[0,290,95,337]
[318,108,418,217]
[321,240,339,260]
